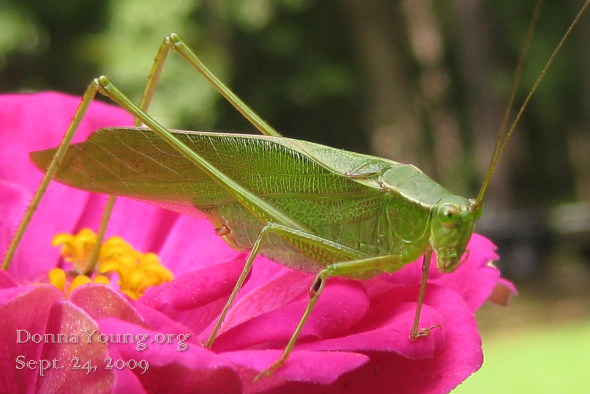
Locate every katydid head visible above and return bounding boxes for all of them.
[430,196,479,273]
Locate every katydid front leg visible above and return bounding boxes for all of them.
[411,248,440,339]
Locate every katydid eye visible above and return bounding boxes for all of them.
[438,204,460,228]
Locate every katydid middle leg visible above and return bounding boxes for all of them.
[198,220,415,379]
[255,252,432,379]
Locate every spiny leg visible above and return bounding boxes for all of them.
[86,33,282,269]
[410,247,439,339]
[9,31,281,267]
[139,33,282,137]
[254,270,328,381]
[95,77,309,232]
[1,84,101,270]
[205,226,266,348]
[85,44,175,272]
[82,32,293,268]
[85,196,116,274]
[255,253,412,380]
[2,39,172,271]
[15,32,288,272]
[207,222,365,348]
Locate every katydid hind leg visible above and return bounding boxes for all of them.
[68,35,284,268]
[144,34,282,137]
[3,36,179,270]
[97,76,309,234]
[208,222,366,348]
[1,84,101,270]
[87,45,174,272]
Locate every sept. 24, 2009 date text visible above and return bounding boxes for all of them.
[16,355,149,376]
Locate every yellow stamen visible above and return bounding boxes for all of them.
[100,250,173,300]
[48,267,66,292]
[51,228,173,300]
[93,275,111,285]
[48,268,114,297]
[69,274,92,293]
[52,228,97,273]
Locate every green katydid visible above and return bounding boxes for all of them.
[4,0,589,379]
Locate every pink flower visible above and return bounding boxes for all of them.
[0,93,242,392]
[0,92,516,393]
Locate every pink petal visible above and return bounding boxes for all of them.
[213,279,370,351]
[318,284,482,393]
[487,277,518,305]
[36,301,115,393]
[97,318,242,393]
[0,177,92,281]
[0,262,19,289]
[0,93,134,282]
[0,181,30,270]
[0,92,133,191]
[0,285,62,392]
[100,197,182,257]
[140,256,246,335]
[132,302,201,342]
[108,345,148,393]
[299,283,444,359]
[434,234,503,311]
[142,257,246,312]
[222,269,311,330]
[157,215,243,275]
[223,349,368,387]
[70,284,144,325]
[261,284,482,393]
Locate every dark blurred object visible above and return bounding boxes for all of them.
[478,201,590,281]
[550,201,590,257]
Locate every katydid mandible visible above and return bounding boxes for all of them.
[8,0,590,379]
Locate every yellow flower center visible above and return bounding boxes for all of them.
[50,228,173,300]
[48,267,110,295]
[52,228,97,273]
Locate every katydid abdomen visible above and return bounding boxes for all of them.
[30,126,463,278]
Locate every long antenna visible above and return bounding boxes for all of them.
[475,0,590,206]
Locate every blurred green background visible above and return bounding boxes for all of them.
[1,0,589,391]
